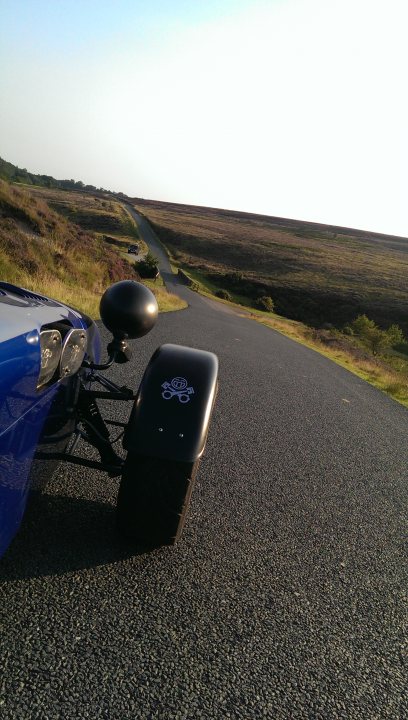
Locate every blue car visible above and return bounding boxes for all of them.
[0,280,218,558]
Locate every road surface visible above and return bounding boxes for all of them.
[1,209,407,719]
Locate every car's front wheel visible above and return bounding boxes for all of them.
[116,453,199,546]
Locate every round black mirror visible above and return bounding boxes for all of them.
[100,280,158,339]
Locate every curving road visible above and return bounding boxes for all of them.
[1,209,407,719]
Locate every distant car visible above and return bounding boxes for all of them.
[127,244,139,254]
[0,280,218,558]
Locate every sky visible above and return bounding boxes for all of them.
[0,0,407,236]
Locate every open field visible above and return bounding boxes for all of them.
[133,199,408,334]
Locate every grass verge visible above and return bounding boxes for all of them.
[143,276,187,313]
[177,266,408,408]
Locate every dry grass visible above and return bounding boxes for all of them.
[144,277,187,313]
[254,315,408,406]
[26,186,139,238]
[0,182,184,317]
[0,181,131,278]
[7,271,104,317]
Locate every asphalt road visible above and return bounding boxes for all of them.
[1,211,407,719]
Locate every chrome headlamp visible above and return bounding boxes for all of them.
[59,329,87,378]
[38,329,62,389]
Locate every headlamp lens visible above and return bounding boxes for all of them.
[60,329,87,378]
[38,329,62,388]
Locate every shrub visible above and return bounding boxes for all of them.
[351,314,376,336]
[351,315,406,355]
[224,271,244,286]
[135,251,159,279]
[215,289,231,301]
[386,324,405,348]
[255,295,274,312]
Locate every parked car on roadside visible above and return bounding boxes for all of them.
[127,244,139,254]
[0,280,218,559]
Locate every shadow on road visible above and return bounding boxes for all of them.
[0,492,150,581]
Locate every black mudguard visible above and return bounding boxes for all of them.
[123,343,218,463]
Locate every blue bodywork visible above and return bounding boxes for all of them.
[0,282,101,558]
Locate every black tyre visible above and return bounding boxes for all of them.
[116,453,199,546]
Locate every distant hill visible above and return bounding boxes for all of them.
[133,198,408,334]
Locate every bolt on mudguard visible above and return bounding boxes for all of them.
[123,344,218,463]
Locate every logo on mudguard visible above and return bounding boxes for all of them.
[162,377,195,403]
